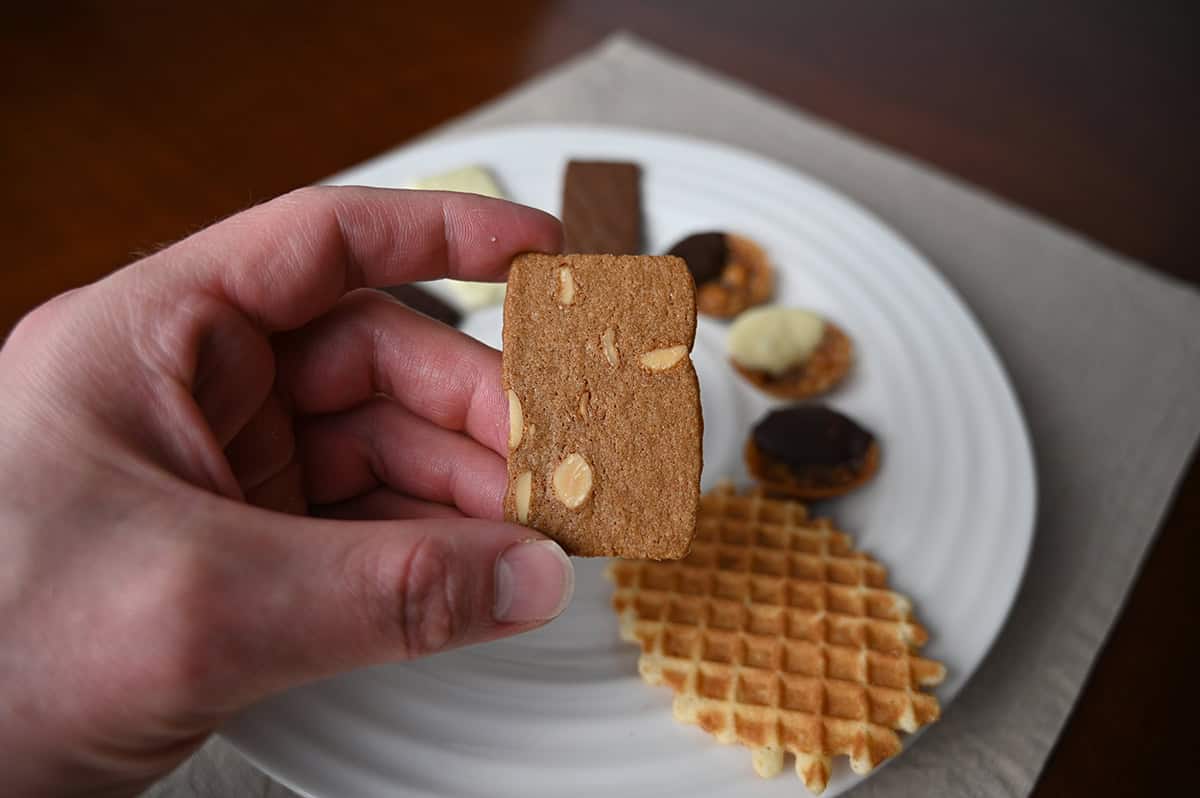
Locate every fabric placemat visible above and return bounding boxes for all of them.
[148,33,1200,797]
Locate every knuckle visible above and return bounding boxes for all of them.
[280,185,347,231]
[340,286,398,318]
[357,535,469,659]
[283,183,336,208]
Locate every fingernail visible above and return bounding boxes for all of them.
[494,540,575,623]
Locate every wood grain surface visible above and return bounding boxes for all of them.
[2,2,1196,795]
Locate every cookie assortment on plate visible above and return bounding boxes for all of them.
[413,155,938,794]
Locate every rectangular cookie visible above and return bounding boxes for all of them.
[502,253,702,559]
[561,160,643,254]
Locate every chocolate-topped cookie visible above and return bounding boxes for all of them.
[666,231,773,317]
[727,307,854,398]
[745,405,880,499]
[668,231,727,285]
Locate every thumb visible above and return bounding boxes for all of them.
[175,506,574,713]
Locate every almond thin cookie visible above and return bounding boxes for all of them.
[502,253,702,558]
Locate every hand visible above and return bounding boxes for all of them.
[0,187,574,796]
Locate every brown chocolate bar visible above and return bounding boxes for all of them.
[561,160,643,254]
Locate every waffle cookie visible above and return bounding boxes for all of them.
[607,484,945,793]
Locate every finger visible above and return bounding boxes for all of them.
[244,461,306,515]
[126,186,562,333]
[277,289,508,455]
[225,391,294,490]
[297,396,507,520]
[162,506,574,713]
[313,488,465,522]
[189,300,277,449]
[73,187,554,499]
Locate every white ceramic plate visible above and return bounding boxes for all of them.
[223,125,1036,797]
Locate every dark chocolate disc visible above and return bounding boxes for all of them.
[752,405,874,470]
[667,231,728,285]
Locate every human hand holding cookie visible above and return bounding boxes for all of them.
[0,186,575,796]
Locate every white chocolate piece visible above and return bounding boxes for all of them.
[447,280,506,310]
[727,307,826,376]
[408,165,504,198]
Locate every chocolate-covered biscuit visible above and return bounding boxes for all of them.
[502,253,701,558]
[562,161,643,254]
[745,405,879,499]
[665,232,773,317]
[668,231,727,285]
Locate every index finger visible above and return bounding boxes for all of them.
[136,185,561,332]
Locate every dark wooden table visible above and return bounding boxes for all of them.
[3,3,1196,794]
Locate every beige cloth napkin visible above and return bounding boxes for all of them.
[148,33,1200,797]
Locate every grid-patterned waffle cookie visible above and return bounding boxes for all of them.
[607,484,946,794]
